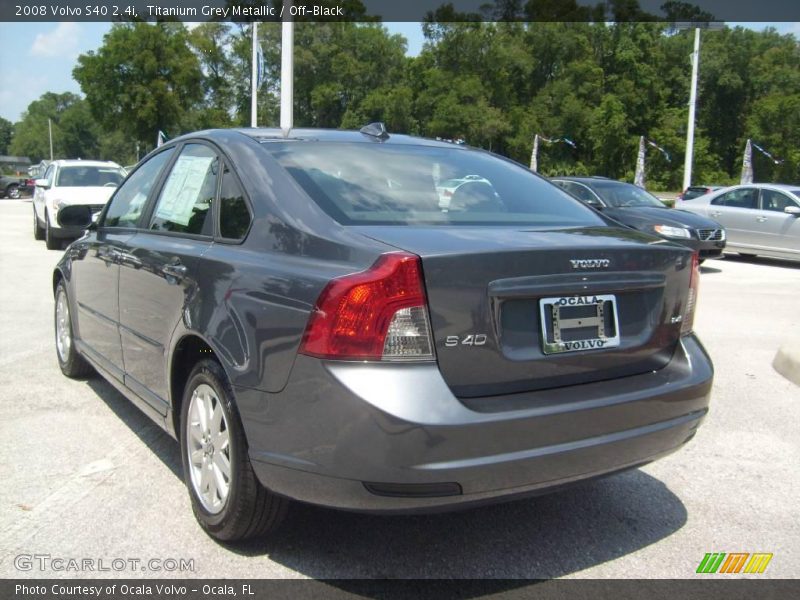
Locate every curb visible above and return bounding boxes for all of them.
[773,344,800,387]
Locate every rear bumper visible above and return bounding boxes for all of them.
[239,335,713,512]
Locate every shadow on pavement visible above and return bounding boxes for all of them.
[80,372,688,581]
[723,253,800,270]
[226,469,687,580]
[85,377,183,480]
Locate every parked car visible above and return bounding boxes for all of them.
[678,185,723,201]
[32,160,126,249]
[677,184,800,261]
[436,174,495,209]
[53,126,712,542]
[0,173,33,199]
[552,177,726,261]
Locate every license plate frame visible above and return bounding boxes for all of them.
[539,294,620,355]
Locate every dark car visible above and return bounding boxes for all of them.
[0,174,33,199]
[53,126,713,542]
[552,177,726,261]
[678,185,723,201]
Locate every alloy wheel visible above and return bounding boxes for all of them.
[186,383,231,514]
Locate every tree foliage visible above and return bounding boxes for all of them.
[73,23,203,147]
[7,5,800,188]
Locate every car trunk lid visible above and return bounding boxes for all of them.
[354,225,694,398]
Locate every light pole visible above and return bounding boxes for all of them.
[280,1,294,135]
[682,27,700,191]
[250,21,258,128]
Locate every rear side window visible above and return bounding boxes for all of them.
[104,148,175,228]
[218,165,252,240]
[712,188,758,209]
[266,143,603,227]
[149,144,218,236]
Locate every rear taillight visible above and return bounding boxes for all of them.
[300,252,434,361]
[681,252,700,335]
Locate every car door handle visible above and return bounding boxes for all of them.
[162,263,187,280]
[710,211,722,218]
[756,216,768,222]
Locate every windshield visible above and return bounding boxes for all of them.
[266,142,604,227]
[56,166,125,188]
[590,181,666,208]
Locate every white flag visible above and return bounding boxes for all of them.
[741,139,753,184]
[634,136,646,188]
[530,134,539,172]
[157,130,167,148]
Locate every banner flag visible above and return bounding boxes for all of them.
[156,130,167,148]
[741,139,753,184]
[751,141,783,165]
[634,136,646,188]
[530,134,539,172]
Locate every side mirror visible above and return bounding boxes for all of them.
[585,199,603,210]
[57,205,93,229]
[35,178,50,189]
[784,206,800,216]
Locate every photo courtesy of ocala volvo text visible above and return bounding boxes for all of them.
[52,124,713,542]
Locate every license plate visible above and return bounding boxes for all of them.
[539,294,620,354]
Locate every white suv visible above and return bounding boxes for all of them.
[33,159,127,249]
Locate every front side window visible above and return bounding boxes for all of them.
[589,181,665,208]
[43,165,55,186]
[761,189,798,213]
[712,188,758,209]
[149,144,218,236]
[565,182,603,205]
[104,148,175,228]
[266,143,603,227]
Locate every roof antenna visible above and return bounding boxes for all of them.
[360,122,390,140]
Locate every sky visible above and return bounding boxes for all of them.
[0,21,798,124]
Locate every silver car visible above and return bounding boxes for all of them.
[679,184,800,261]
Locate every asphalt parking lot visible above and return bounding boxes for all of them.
[0,197,798,580]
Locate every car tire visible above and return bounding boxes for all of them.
[54,280,93,378]
[6,184,20,199]
[180,359,288,542]
[45,212,60,250]
[33,207,44,240]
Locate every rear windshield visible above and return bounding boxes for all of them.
[56,165,125,187]
[683,187,709,200]
[265,142,604,227]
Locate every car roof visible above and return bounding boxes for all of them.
[177,127,468,150]
[715,183,799,193]
[52,159,122,168]
[552,176,626,186]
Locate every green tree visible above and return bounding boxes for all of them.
[73,23,203,146]
[9,93,99,162]
[0,117,12,156]
[188,22,236,128]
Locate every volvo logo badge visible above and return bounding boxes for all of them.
[570,259,610,269]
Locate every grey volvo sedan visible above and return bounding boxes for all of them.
[53,126,713,541]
